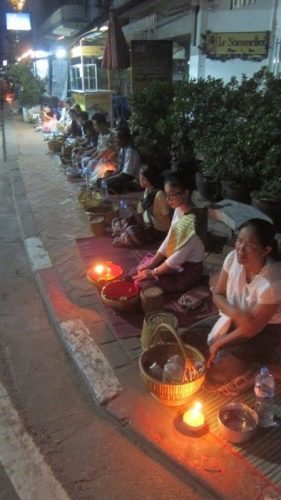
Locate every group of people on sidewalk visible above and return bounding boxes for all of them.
[110,166,281,393]
[36,99,143,192]
[36,98,281,395]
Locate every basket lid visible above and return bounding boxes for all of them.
[91,216,104,224]
[102,280,139,300]
[146,311,178,327]
[141,286,163,298]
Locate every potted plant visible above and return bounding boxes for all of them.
[251,147,281,230]
[194,69,281,204]
[130,81,174,168]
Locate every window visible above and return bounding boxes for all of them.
[70,64,83,90]
[70,59,98,91]
[84,63,97,90]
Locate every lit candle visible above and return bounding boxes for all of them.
[94,264,105,276]
[183,402,205,432]
[87,261,123,286]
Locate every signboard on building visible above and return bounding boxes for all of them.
[6,12,31,31]
[204,31,269,59]
[131,40,173,92]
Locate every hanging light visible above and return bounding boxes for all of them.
[10,0,26,11]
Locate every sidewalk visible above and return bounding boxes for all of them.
[4,111,281,499]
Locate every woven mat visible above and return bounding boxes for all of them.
[76,236,217,338]
[183,318,281,490]
[76,236,155,338]
[199,383,281,489]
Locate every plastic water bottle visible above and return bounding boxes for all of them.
[162,355,184,383]
[119,199,130,219]
[100,179,109,200]
[254,367,275,427]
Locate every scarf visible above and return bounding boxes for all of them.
[166,213,196,257]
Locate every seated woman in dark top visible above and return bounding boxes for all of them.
[112,165,171,247]
[65,108,82,138]
[97,128,142,193]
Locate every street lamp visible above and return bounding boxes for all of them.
[55,48,67,59]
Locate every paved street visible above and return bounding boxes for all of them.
[1,105,281,500]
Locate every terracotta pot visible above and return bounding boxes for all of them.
[221,182,251,204]
[195,172,220,202]
[251,195,281,232]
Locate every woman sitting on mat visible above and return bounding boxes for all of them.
[40,105,57,133]
[132,171,205,294]
[96,128,142,193]
[205,218,281,393]
[82,113,117,181]
[112,165,171,247]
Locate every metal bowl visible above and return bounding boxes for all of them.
[218,402,258,444]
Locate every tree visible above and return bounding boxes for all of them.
[8,62,45,108]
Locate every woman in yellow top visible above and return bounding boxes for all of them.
[112,165,171,247]
[133,171,205,294]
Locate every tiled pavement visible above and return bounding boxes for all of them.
[5,111,281,499]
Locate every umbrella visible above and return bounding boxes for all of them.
[102,9,130,71]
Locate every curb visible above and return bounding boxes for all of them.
[24,235,123,406]
[7,146,123,406]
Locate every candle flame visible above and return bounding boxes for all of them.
[94,264,104,275]
[193,402,202,413]
[183,401,205,430]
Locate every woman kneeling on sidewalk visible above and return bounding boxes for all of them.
[185,218,281,396]
[132,171,205,294]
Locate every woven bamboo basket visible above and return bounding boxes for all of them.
[77,187,92,207]
[90,216,105,236]
[139,323,205,406]
[83,192,103,210]
[101,280,139,311]
[86,200,115,225]
[48,139,63,154]
[141,311,178,351]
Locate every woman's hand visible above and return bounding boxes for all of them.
[137,263,150,272]
[133,269,154,281]
[206,342,219,369]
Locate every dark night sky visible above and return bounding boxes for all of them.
[0,0,34,62]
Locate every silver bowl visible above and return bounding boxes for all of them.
[218,402,258,444]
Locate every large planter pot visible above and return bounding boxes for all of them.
[251,194,281,232]
[221,182,251,204]
[195,172,220,202]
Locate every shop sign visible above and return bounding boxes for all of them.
[70,45,103,58]
[204,31,269,59]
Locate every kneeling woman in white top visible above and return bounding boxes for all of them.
[206,218,281,389]
[133,171,205,294]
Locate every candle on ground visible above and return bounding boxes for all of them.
[183,402,205,432]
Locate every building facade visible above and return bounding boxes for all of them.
[15,0,281,101]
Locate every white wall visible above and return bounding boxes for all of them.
[190,1,274,81]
